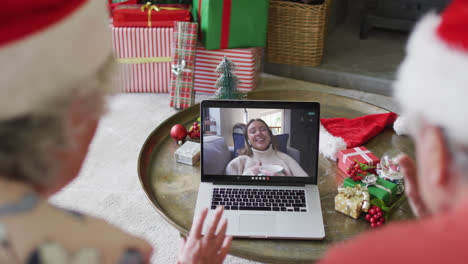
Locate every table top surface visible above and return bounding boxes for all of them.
[138,89,415,263]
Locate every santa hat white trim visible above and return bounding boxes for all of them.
[0,0,112,121]
[394,13,468,145]
[319,124,347,161]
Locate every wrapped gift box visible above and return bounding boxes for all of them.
[335,185,369,219]
[343,177,397,205]
[338,147,380,176]
[112,27,173,93]
[192,0,269,50]
[109,0,138,15]
[113,4,191,28]
[175,141,200,165]
[170,22,198,109]
[194,45,262,94]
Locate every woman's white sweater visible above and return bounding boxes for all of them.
[225,145,308,176]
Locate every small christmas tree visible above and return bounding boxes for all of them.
[214,56,244,100]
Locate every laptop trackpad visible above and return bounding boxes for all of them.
[239,215,276,234]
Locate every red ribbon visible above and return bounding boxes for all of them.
[198,0,232,49]
[220,0,231,49]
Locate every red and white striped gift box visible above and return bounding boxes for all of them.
[194,45,262,94]
[112,27,173,93]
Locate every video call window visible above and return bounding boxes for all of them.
[202,107,318,181]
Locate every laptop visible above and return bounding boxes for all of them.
[194,100,325,239]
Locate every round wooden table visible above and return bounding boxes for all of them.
[138,89,414,263]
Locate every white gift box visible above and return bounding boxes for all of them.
[174,141,200,165]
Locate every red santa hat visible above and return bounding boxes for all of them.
[393,0,468,145]
[319,113,398,160]
[0,0,112,121]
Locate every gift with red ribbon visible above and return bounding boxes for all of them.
[113,3,191,27]
[337,147,380,177]
[170,22,198,109]
[192,0,269,50]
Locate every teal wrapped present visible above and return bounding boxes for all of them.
[343,175,397,206]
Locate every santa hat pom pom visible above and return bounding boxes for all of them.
[319,124,347,161]
[393,116,408,136]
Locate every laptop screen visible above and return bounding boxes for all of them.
[201,100,320,185]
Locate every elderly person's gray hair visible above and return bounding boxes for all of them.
[0,57,117,187]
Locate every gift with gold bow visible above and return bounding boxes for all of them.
[113,2,191,28]
[335,185,371,219]
[344,174,397,206]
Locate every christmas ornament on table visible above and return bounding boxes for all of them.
[194,45,262,94]
[335,185,370,219]
[346,159,377,182]
[170,124,188,145]
[188,118,201,139]
[170,22,198,109]
[192,0,269,50]
[112,2,191,28]
[377,149,405,195]
[174,141,200,165]
[111,26,173,93]
[366,205,386,228]
[319,112,399,160]
[344,174,398,206]
[337,146,379,178]
[213,57,245,100]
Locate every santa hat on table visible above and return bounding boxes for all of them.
[319,113,399,160]
[393,0,468,147]
[0,0,112,121]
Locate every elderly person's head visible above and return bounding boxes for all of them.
[0,0,114,196]
[394,0,468,216]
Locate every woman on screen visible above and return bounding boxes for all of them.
[225,119,308,177]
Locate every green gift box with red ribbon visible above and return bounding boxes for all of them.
[343,176,397,206]
[192,0,269,50]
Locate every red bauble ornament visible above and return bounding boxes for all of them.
[170,124,187,145]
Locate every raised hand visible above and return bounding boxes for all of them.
[399,154,429,217]
[177,207,232,264]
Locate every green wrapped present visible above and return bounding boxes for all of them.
[343,175,397,206]
[192,0,269,50]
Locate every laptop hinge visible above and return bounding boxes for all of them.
[212,181,306,187]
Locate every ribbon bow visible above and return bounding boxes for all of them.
[141,2,186,27]
[362,174,393,202]
[141,2,159,27]
[338,185,370,212]
[171,60,192,76]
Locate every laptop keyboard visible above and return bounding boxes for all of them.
[211,188,307,212]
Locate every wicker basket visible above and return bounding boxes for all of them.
[266,0,331,67]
